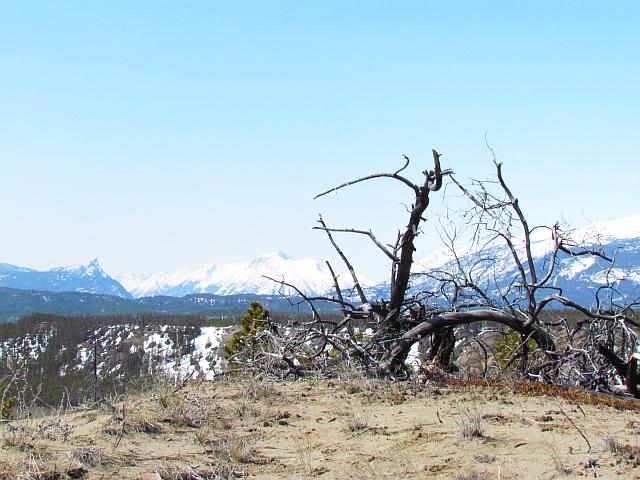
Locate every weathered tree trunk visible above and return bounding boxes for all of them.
[426,328,456,371]
[386,150,442,328]
[380,310,555,375]
[597,344,640,398]
[518,335,530,373]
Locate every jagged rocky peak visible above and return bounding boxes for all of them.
[54,257,106,276]
[80,257,107,276]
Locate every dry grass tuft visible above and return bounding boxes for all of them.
[1,423,41,451]
[601,434,623,454]
[481,411,506,422]
[293,436,314,477]
[39,417,75,442]
[334,362,412,405]
[473,454,496,464]
[161,395,214,428]
[225,434,256,464]
[194,428,259,465]
[103,406,163,436]
[549,441,572,475]
[453,471,488,480]
[195,426,217,447]
[129,409,163,434]
[2,417,75,452]
[69,446,114,467]
[232,396,260,419]
[456,405,484,438]
[5,449,62,480]
[341,411,369,433]
[598,434,640,467]
[156,462,237,480]
[243,379,279,404]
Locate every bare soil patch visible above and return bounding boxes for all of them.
[1,378,639,479]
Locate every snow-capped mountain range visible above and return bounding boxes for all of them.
[0,252,372,300]
[1,215,639,306]
[116,251,369,298]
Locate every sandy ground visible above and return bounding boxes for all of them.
[0,376,639,479]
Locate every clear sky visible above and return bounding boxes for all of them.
[1,1,639,282]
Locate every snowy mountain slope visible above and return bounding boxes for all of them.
[0,321,230,389]
[0,262,36,274]
[369,215,640,306]
[117,251,371,298]
[0,258,132,299]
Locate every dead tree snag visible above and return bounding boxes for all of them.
[249,148,639,399]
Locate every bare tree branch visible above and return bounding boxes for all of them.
[316,215,368,305]
[313,226,399,262]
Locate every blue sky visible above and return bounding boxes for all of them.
[1,1,639,281]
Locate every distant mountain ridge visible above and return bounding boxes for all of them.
[116,251,370,298]
[0,258,131,299]
[1,215,638,308]
[368,214,640,306]
[0,252,370,302]
[0,286,339,322]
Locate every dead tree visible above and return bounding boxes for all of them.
[251,149,639,398]
[313,150,445,358]
[433,155,639,396]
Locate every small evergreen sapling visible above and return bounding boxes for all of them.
[493,327,536,370]
[0,378,14,419]
[223,302,272,366]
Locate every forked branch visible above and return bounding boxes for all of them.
[313,226,399,262]
[316,215,368,304]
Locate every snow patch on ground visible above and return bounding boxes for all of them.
[193,327,228,379]
[406,342,421,369]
